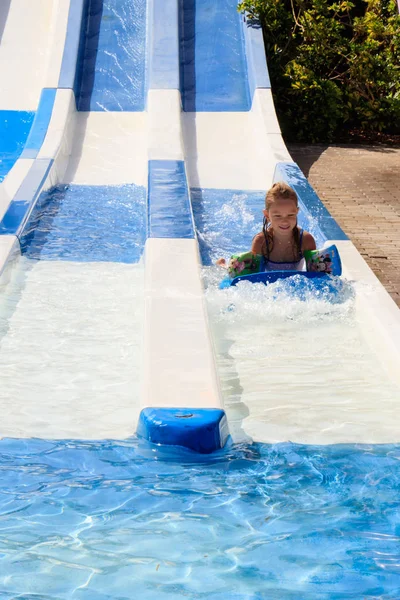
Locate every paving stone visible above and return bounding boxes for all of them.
[288,143,400,308]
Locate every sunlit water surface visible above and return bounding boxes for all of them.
[0,438,399,599]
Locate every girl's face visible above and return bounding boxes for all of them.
[263,198,299,236]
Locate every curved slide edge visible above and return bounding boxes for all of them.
[0,0,76,271]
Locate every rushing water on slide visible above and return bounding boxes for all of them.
[193,189,400,445]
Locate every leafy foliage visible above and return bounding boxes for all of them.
[238,0,400,141]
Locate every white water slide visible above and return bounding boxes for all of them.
[0,0,399,450]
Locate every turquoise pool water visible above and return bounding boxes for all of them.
[0,438,399,598]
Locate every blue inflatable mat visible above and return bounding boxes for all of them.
[224,270,330,287]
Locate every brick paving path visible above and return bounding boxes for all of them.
[288,144,400,308]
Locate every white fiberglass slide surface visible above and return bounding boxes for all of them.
[182,108,280,191]
[0,0,53,110]
[62,113,148,186]
[206,275,400,446]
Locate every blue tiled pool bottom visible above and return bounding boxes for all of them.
[0,111,34,182]
[20,183,146,263]
[0,438,399,598]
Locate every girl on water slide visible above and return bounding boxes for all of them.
[216,182,317,277]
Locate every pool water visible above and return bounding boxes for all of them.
[0,438,399,598]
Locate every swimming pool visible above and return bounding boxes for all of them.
[1,0,400,596]
[0,437,399,598]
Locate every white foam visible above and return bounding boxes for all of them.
[204,269,400,445]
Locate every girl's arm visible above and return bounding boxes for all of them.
[216,232,264,267]
[302,231,317,252]
[251,232,264,255]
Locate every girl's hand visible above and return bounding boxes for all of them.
[216,257,227,267]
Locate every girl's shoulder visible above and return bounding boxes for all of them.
[300,229,317,252]
[251,231,266,254]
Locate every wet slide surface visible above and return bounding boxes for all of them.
[0,0,400,598]
[77,0,147,110]
[0,0,148,439]
[180,0,251,111]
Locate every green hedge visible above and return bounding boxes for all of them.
[238,0,400,142]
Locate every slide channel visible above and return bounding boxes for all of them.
[178,0,400,446]
[0,0,148,439]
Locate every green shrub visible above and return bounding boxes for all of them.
[238,0,400,142]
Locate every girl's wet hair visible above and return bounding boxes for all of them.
[262,182,301,261]
[265,182,298,210]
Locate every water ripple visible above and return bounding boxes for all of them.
[0,440,398,597]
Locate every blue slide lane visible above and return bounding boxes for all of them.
[18,184,146,263]
[76,0,147,111]
[180,0,251,111]
[0,111,35,182]
[148,160,195,239]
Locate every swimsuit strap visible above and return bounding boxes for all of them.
[261,226,304,267]
[298,227,304,258]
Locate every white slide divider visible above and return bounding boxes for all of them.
[137,0,227,454]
